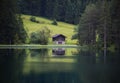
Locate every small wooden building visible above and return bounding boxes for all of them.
[52,34,66,44]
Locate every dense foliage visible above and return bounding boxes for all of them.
[30,26,51,45]
[0,0,27,44]
[18,0,99,24]
[30,16,40,23]
[110,0,120,50]
[74,0,120,50]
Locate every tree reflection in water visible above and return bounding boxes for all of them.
[0,49,26,83]
[0,48,120,83]
[76,50,120,83]
[30,49,49,62]
[30,49,49,57]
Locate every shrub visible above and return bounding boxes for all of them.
[30,16,39,23]
[51,19,58,25]
[71,34,78,40]
[30,26,51,45]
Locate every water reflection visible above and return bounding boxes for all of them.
[76,50,120,83]
[21,72,79,83]
[30,49,48,57]
[23,48,76,75]
[0,48,120,83]
[0,49,26,83]
[52,48,65,56]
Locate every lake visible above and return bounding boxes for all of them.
[0,47,120,83]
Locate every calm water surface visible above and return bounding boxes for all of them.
[0,48,120,83]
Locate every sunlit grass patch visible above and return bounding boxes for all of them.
[22,14,77,44]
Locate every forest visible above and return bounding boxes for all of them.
[0,0,120,50]
[18,0,98,24]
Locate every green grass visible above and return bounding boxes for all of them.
[22,15,77,44]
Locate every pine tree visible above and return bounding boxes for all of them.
[96,1,112,48]
[18,0,100,24]
[111,0,120,50]
[0,0,27,44]
[77,3,99,45]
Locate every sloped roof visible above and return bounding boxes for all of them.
[52,34,66,38]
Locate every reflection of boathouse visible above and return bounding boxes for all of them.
[52,48,65,55]
[52,34,66,44]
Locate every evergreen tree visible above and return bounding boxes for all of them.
[77,3,99,45]
[18,0,100,24]
[45,0,55,18]
[111,0,120,50]
[0,0,27,44]
[95,0,111,48]
[76,0,112,48]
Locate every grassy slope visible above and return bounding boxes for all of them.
[22,15,77,44]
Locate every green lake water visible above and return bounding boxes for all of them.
[0,47,120,83]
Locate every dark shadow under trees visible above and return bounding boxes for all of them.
[0,0,28,44]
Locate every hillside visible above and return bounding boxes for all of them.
[21,15,77,44]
